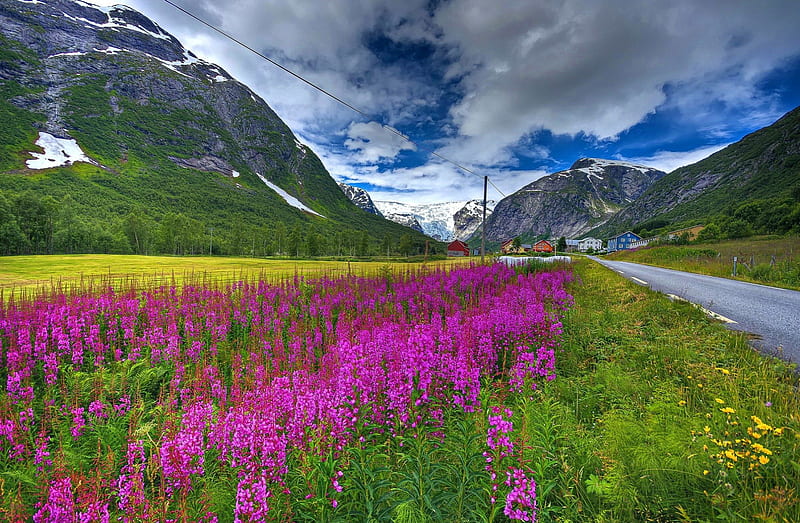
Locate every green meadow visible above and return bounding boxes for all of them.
[0,254,470,296]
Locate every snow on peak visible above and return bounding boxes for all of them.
[64,2,172,41]
[26,132,96,169]
[255,173,325,218]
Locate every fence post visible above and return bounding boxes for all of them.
[733,256,737,277]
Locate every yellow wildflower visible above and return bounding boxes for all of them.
[720,407,735,414]
[759,455,770,465]
[714,398,725,404]
[678,400,687,406]
[774,427,783,436]
[703,470,709,475]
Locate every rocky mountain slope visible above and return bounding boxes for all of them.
[482,159,665,242]
[591,106,800,236]
[337,182,383,217]
[0,0,427,255]
[374,199,496,242]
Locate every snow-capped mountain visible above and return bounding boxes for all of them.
[454,199,497,240]
[337,182,383,216]
[375,200,496,241]
[484,158,665,241]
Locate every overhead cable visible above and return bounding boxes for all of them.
[161,0,506,198]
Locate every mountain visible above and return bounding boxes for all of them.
[381,212,424,234]
[454,199,497,240]
[0,0,429,256]
[337,182,383,217]
[591,106,800,237]
[374,200,497,242]
[482,159,665,242]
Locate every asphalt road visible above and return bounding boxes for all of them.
[589,257,800,364]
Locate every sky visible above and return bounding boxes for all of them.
[90,0,800,204]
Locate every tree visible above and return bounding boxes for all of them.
[721,218,752,239]
[287,225,303,257]
[306,231,321,257]
[695,223,721,243]
[358,231,369,256]
[512,236,522,250]
[123,207,155,255]
[556,236,567,252]
[398,233,413,256]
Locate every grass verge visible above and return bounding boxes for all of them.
[525,258,800,521]
[606,236,800,290]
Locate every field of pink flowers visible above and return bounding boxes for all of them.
[0,263,573,521]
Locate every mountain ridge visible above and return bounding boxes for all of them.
[480,158,665,242]
[0,0,431,256]
[589,106,800,237]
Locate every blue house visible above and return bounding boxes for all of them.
[607,231,642,252]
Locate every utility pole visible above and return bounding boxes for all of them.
[209,227,213,256]
[481,175,487,263]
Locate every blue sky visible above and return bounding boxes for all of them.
[93,0,800,204]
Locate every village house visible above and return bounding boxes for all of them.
[565,239,580,252]
[447,240,470,257]
[578,237,603,252]
[533,239,554,253]
[606,231,642,252]
[500,239,533,254]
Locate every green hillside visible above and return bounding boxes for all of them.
[0,2,432,257]
[590,106,800,239]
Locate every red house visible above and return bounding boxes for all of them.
[533,240,554,253]
[447,240,470,257]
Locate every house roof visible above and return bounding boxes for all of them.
[608,231,641,240]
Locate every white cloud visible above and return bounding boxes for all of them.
[344,122,417,163]
[619,144,731,173]
[87,0,799,205]
[434,0,800,152]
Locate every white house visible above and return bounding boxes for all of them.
[578,237,603,252]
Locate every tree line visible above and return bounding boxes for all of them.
[0,191,433,258]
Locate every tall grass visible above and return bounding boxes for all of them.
[519,259,800,521]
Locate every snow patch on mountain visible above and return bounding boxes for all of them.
[256,173,325,218]
[26,132,96,169]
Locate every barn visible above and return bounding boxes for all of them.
[447,240,470,257]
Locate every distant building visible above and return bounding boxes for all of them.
[533,240,554,253]
[501,239,533,254]
[607,231,642,252]
[447,240,470,257]
[578,237,603,252]
[565,239,580,252]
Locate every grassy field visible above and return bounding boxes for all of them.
[606,236,800,290]
[0,254,470,297]
[532,258,800,520]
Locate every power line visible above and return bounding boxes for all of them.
[160,0,507,199]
